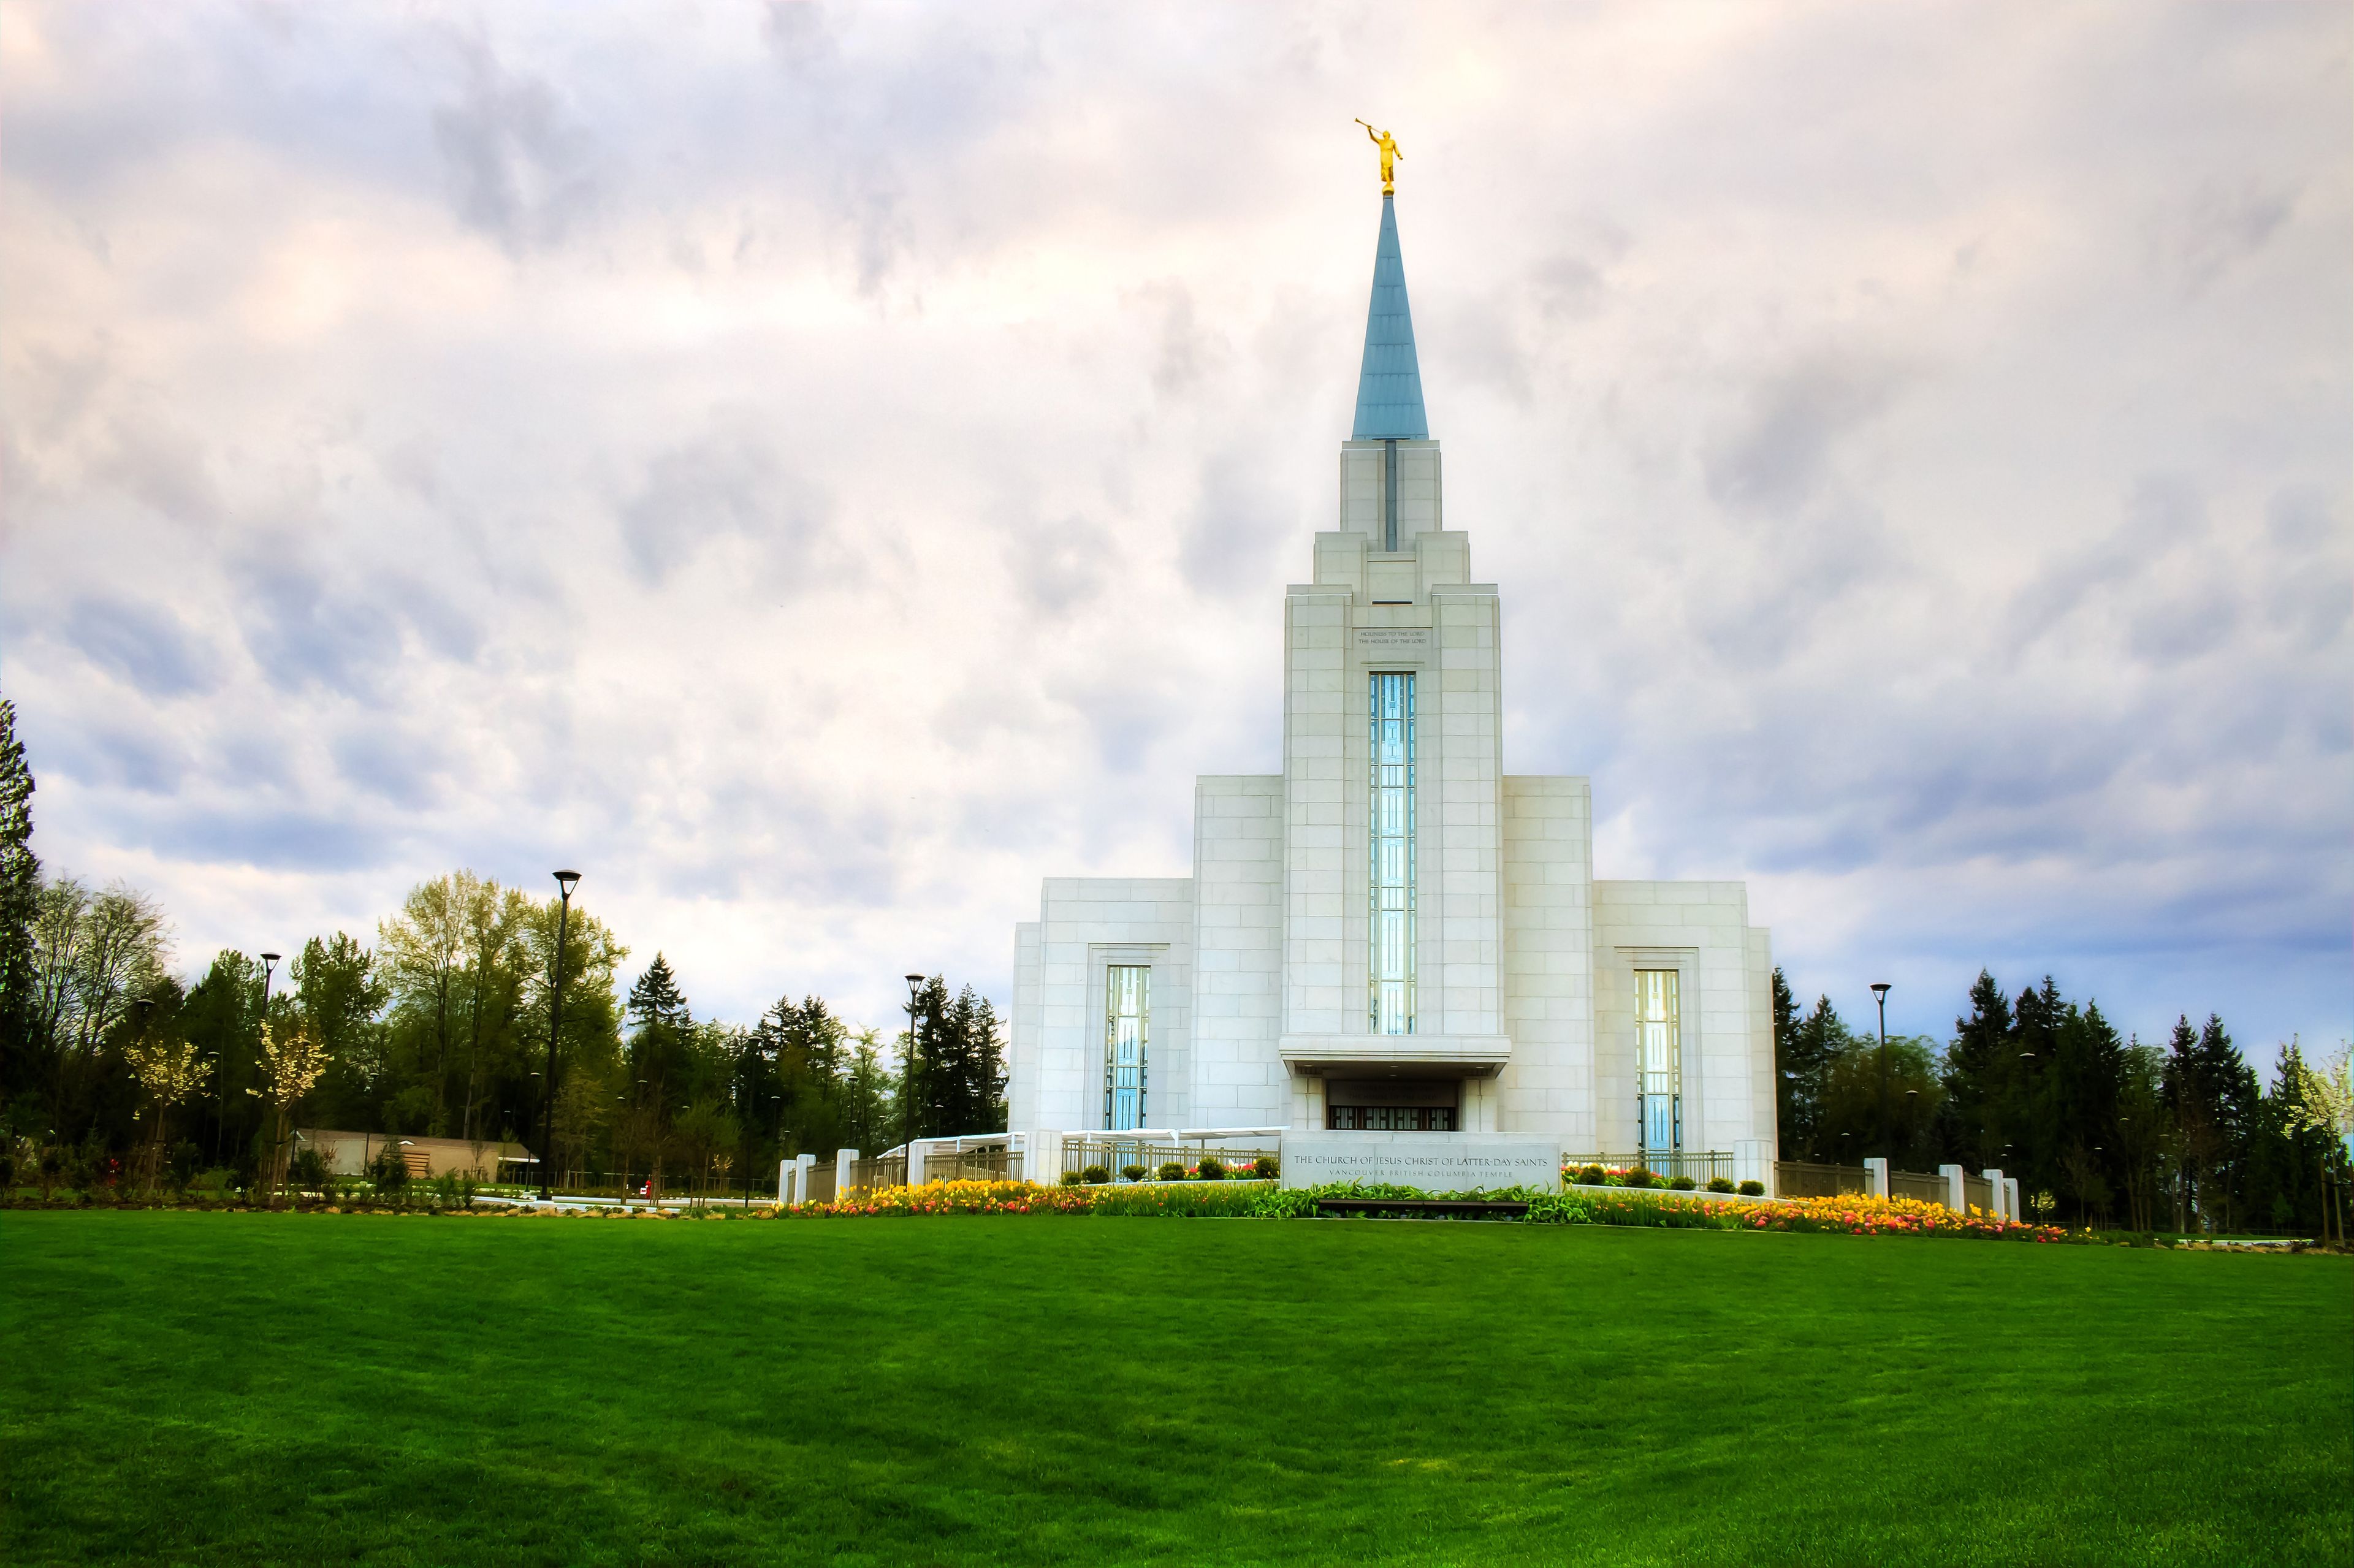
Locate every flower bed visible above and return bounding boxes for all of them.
[771,1181,2078,1239]
[1522,1189,2074,1241]
[788,1180,1097,1217]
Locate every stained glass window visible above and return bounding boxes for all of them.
[1104,965,1148,1132]
[1636,969,1680,1153]
[1369,672,1416,1035]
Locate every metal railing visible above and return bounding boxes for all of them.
[1060,1138,1278,1180]
[1569,1151,1735,1185]
[1773,1160,1873,1199]
[923,1146,1011,1184]
[845,1155,906,1194]
[1888,1169,1950,1205]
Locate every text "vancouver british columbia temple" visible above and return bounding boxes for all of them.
[999,141,1780,1190]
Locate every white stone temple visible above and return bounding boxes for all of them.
[1004,194,1779,1174]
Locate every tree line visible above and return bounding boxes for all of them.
[0,699,1006,1198]
[1772,967,2349,1236]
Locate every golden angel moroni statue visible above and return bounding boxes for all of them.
[1355,120,1401,194]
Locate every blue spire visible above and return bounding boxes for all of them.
[1351,194,1428,440]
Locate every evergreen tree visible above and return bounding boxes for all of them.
[2114,1038,2166,1233]
[0,697,37,1114]
[623,954,695,1195]
[2008,978,2065,1198]
[1770,967,1801,1156]
[901,976,1005,1141]
[2048,1000,2127,1225]
[2162,1013,2259,1233]
[837,1028,897,1156]
[2244,1041,2344,1240]
[294,934,389,1128]
[178,951,263,1173]
[1778,992,1845,1160]
[627,954,691,1033]
[1940,970,2013,1168]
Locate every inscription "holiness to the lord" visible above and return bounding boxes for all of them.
[1353,626,1433,661]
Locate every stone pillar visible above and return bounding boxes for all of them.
[2005,1176,2022,1225]
[778,1159,793,1205]
[1864,1156,1889,1200]
[1938,1163,1965,1214]
[1734,1139,1772,1193]
[836,1147,858,1195]
[1982,1168,2006,1221]
[793,1152,816,1204]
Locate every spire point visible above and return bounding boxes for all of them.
[1351,193,1428,441]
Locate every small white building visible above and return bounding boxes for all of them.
[1005,194,1779,1175]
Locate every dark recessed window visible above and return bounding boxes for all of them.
[1327,1105,1456,1132]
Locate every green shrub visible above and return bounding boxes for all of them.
[1574,1164,1610,1186]
[1195,1157,1225,1181]
[1059,1170,1084,1187]
[1157,1162,1185,1181]
[1621,1167,1658,1190]
[1081,1164,1110,1185]
[1119,1164,1147,1182]
[1737,1179,1765,1197]
[1249,1156,1279,1180]
[1523,1192,1598,1224]
[0,1151,13,1195]
[367,1144,409,1195]
[1093,1182,1270,1217]
[1706,1177,1735,1193]
[166,1143,204,1193]
[288,1147,330,1193]
[1669,1176,1697,1191]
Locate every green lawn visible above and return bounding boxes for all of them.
[2,1212,2345,1567]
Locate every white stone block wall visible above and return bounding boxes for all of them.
[1007,920,1044,1132]
[1591,881,1773,1154]
[1745,923,1780,1160]
[1283,587,1352,1037]
[1338,439,1442,546]
[1500,776,1596,1142]
[1004,427,1778,1160]
[1428,585,1503,1039]
[1192,775,1286,1125]
[1030,877,1195,1133]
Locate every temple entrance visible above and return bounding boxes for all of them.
[1325,1077,1459,1132]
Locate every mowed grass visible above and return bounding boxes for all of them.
[2,1213,2346,1568]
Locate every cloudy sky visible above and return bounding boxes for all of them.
[4,1,2346,1057]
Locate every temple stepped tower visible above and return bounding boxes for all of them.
[1005,189,1778,1174]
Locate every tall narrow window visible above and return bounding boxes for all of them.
[1104,965,1148,1131]
[1369,672,1416,1035]
[1636,969,1680,1153]
[1382,438,1400,550]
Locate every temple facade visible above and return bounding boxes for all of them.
[1004,195,1778,1170]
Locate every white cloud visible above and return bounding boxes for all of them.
[2,0,2345,1053]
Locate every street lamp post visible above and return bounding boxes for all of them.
[541,871,581,1202]
[226,951,281,1172]
[259,952,283,1197]
[1870,982,1892,1164]
[135,997,155,1187]
[902,973,926,1182]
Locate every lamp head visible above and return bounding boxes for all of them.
[137,997,154,1019]
[261,951,282,965]
[1869,983,1891,1001]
